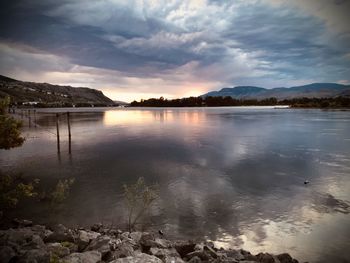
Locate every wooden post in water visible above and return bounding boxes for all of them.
[56,113,60,153]
[33,110,37,128]
[28,110,31,127]
[67,112,72,154]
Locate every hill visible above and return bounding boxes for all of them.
[0,75,115,107]
[202,83,350,99]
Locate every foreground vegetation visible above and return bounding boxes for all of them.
[130,96,350,108]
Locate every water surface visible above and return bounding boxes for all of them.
[1,107,349,263]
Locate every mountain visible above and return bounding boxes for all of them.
[205,86,266,98]
[0,75,115,106]
[202,83,350,100]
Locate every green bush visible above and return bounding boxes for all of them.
[123,177,159,231]
[0,172,39,209]
[0,96,25,149]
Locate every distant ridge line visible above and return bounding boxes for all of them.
[202,83,350,99]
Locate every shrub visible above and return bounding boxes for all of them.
[123,177,158,231]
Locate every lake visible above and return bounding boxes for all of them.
[1,107,350,263]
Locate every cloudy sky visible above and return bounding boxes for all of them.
[0,0,350,102]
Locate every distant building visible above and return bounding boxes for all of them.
[23,101,39,105]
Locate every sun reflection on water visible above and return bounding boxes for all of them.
[103,109,206,126]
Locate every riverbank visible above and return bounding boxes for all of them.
[0,219,302,263]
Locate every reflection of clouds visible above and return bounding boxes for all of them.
[311,192,350,214]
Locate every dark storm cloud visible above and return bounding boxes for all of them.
[0,1,193,73]
[0,0,350,97]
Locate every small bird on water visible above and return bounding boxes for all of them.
[158,230,164,236]
[304,180,310,185]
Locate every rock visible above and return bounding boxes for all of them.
[164,257,185,263]
[0,246,16,263]
[12,219,33,228]
[220,249,245,261]
[186,250,211,261]
[1,228,35,246]
[18,248,50,263]
[277,253,298,263]
[46,242,70,258]
[21,234,45,250]
[31,225,52,240]
[44,224,75,243]
[115,242,135,257]
[109,229,119,237]
[241,249,258,261]
[63,250,101,263]
[205,241,215,249]
[154,238,172,248]
[256,252,276,263]
[60,241,79,253]
[77,230,101,251]
[120,232,131,240]
[150,247,180,261]
[187,256,202,263]
[110,252,163,263]
[91,223,103,232]
[174,240,196,258]
[194,243,204,251]
[139,233,156,252]
[109,238,122,251]
[129,232,143,243]
[85,235,111,256]
[203,245,218,258]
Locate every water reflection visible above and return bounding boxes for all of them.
[103,108,207,126]
[1,107,350,263]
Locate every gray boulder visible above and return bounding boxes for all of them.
[31,225,52,240]
[165,256,185,263]
[174,240,196,258]
[129,232,143,243]
[203,245,218,258]
[110,252,163,263]
[1,228,35,246]
[187,256,202,263]
[77,230,101,251]
[114,242,135,257]
[12,219,33,228]
[256,252,277,263]
[186,250,211,261]
[91,223,103,232]
[63,250,101,263]
[150,247,181,260]
[0,246,16,263]
[60,241,78,253]
[103,242,135,262]
[46,242,70,258]
[21,234,45,250]
[17,248,50,263]
[219,249,245,261]
[154,238,172,248]
[85,235,111,256]
[44,224,75,243]
[277,253,298,263]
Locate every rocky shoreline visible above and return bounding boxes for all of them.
[0,219,302,263]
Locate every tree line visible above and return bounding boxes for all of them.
[130,96,350,108]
